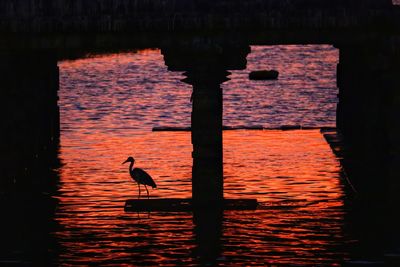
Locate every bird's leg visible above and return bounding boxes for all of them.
[137,183,141,199]
[145,185,149,199]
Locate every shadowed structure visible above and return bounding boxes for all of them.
[0,1,400,263]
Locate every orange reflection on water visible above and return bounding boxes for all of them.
[56,129,347,265]
[59,130,343,203]
[61,49,162,69]
[56,45,346,265]
[224,130,343,205]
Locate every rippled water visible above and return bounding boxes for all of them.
[54,45,356,266]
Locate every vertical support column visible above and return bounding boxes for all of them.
[337,46,382,151]
[183,69,230,206]
[161,41,249,206]
[380,43,400,257]
[337,41,400,257]
[336,45,387,198]
[0,51,60,194]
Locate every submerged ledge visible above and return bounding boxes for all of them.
[124,198,258,212]
[153,126,336,132]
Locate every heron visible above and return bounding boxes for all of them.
[122,156,157,199]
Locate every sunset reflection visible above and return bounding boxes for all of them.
[54,46,351,265]
[56,129,347,265]
[58,130,343,203]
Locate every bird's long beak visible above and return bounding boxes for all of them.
[122,160,128,164]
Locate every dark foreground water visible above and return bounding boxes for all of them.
[2,46,382,266]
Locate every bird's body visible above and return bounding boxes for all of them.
[123,157,156,198]
[130,167,157,188]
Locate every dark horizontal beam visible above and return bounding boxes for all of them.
[1,8,399,34]
[0,0,393,19]
[1,1,399,58]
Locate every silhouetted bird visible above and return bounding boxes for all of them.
[122,156,157,199]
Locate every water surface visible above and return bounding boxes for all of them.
[55,45,354,265]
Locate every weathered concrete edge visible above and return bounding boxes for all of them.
[124,198,258,212]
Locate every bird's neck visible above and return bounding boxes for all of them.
[129,161,134,172]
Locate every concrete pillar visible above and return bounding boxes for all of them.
[183,69,230,205]
[0,51,60,194]
[373,43,400,258]
[337,43,400,197]
[337,46,382,152]
[161,40,249,206]
[336,45,388,199]
[337,41,400,256]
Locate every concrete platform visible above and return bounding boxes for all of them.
[321,129,346,159]
[124,198,258,212]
